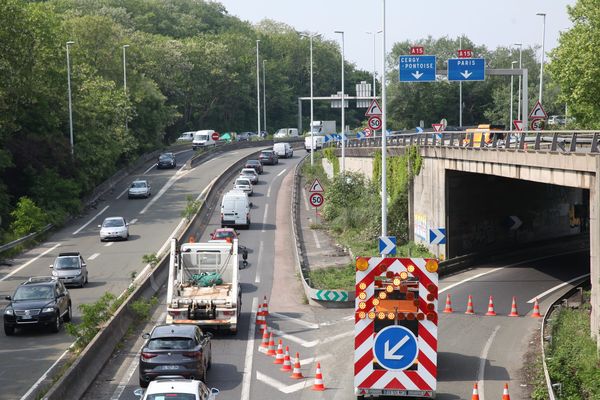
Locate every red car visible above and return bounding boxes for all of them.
[209,228,238,242]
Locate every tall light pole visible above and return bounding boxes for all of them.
[510,61,517,130]
[513,43,523,120]
[301,32,321,166]
[334,30,345,173]
[122,44,129,132]
[66,41,75,158]
[381,0,388,238]
[536,12,546,103]
[459,35,463,127]
[262,59,267,135]
[366,30,382,98]
[256,40,261,137]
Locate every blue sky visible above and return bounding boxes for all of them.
[217,0,575,72]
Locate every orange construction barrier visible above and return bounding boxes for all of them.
[531,298,542,318]
[465,295,475,315]
[508,296,519,317]
[290,352,304,379]
[311,362,326,391]
[485,295,497,316]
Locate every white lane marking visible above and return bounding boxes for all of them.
[140,165,189,215]
[269,312,319,329]
[0,243,61,282]
[104,242,114,247]
[311,228,321,249]
[439,249,586,294]
[173,149,191,155]
[255,241,264,284]
[229,151,239,155]
[276,168,287,177]
[241,297,259,400]
[72,205,109,235]
[19,348,71,400]
[203,158,217,165]
[477,325,500,400]
[322,329,354,344]
[116,186,129,200]
[271,328,316,347]
[142,163,157,175]
[527,273,590,303]
[266,184,272,198]
[318,314,354,327]
[256,371,307,394]
[88,253,100,260]
[301,188,310,211]
[300,353,333,366]
[261,204,269,233]
[129,218,138,225]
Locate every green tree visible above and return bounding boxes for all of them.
[9,197,48,237]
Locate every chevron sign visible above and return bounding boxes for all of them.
[429,228,446,245]
[315,290,349,301]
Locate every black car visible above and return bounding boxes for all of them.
[157,153,176,169]
[258,150,278,165]
[3,277,72,335]
[244,159,263,174]
[237,132,251,141]
[139,324,212,388]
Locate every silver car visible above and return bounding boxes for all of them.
[239,168,258,184]
[50,252,88,287]
[99,216,129,241]
[128,180,151,199]
[233,178,253,196]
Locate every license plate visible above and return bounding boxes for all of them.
[161,365,180,370]
[21,315,32,320]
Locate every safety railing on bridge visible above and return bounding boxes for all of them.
[325,130,600,154]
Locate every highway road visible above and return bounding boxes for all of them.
[0,145,266,400]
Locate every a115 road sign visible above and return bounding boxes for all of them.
[373,325,419,370]
[368,116,382,130]
[399,55,436,82]
[309,192,324,208]
[447,58,485,81]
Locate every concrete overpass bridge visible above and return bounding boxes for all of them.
[323,130,600,335]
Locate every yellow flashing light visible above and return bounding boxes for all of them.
[372,298,380,306]
[368,311,376,319]
[378,292,387,300]
[358,292,367,300]
[407,264,415,273]
[356,257,369,271]
[358,311,366,319]
[392,277,401,286]
[387,312,395,320]
[386,285,394,293]
[425,259,439,273]
[358,302,367,310]
[377,312,386,320]
[400,271,409,280]
[358,282,367,290]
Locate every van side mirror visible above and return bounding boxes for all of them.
[97,224,102,228]
[142,333,150,339]
[133,388,144,397]
[5,296,11,301]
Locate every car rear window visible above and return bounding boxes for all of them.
[236,179,250,186]
[146,394,196,400]
[147,337,194,350]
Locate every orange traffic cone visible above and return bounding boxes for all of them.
[290,352,304,379]
[256,305,266,327]
[273,340,284,364]
[465,295,475,315]
[188,235,195,243]
[443,294,454,313]
[280,346,292,372]
[502,383,511,400]
[531,298,542,318]
[262,295,269,317]
[266,332,276,356]
[485,296,497,316]
[260,327,270,348]
[311,362,326,391]
[508,296,519,317]
[471,382,480,400]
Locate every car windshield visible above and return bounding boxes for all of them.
[147,337,194,350]
[236,179,250,186]
[196,134,209,141]
[247,160,260,165]
[146,394,196,400]
[159,154,173,161]
[103,218,124,228]
[214,231,234,239]
[13,285,54,301]
[260,151,272,156]
[131,181,147,188]
[54,257,80,270]
[242,170,255,175]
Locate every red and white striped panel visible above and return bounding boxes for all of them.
[354,257,438,392]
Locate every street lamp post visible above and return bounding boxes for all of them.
[66,41,75,157]
[459,36,463,127]
[334,30,345,173]
[513,43,523,120]
[262,59,267,135]
[256,40,261,138]
[122,44,129,132]
[366,31,382,98]
[381,0,387,238]
[510,61,517,130]
[536,13,546,103]
[301,32,321,166]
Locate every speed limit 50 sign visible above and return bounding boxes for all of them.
[368,116,382,131]
[309,192,324,208]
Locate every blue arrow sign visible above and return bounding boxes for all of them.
[448,58,485,81]
[429,228,446,245]
[373,325,418,370]
[379,236,397,255]
[399,55,436,82]
[357,131,366,140]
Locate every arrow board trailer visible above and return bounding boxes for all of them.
[354,257,439,398]
[166,238,241,334]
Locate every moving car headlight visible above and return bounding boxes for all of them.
[51,271,58,276]
[42,307,55,313]
[4,308,14,315]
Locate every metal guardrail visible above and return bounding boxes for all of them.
[325,130,600,154]
[0,224,53,254]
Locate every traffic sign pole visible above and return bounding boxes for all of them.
[381,0,387,244]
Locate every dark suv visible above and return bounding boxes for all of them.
[3,277,72,335]
[157,153,176,169]
[258,150,278,165]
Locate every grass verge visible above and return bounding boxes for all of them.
[307,263,355,291]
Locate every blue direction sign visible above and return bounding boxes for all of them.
[447,58,485,81]
[373,325,418,370]
[379,236,397,255]
[429,228,446,245]
[399,55,436,82]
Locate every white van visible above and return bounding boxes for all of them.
[273,142,293,158]
[192,130,217,150]
[274,128,299,138]
[305,135,324,151]
[176,131,194,142]
[221,190,251,228]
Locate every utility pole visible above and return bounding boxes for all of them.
[66,41,75,158]
[381,0,387,238]
[256,40,261,137]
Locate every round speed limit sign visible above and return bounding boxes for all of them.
[368,116,382,130]
[309,192,324,208]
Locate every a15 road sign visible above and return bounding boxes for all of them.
[309,178,324,192]
[399,55,436,82]
[365,99,382,117]
[309,192,324,208]
[447,58,485,81]
[368,116,382,130]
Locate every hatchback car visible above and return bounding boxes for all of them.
[244,159,263,174]
[50,252,88,287]
[233,178,253,196]
[129,180,151,199]
[239,168,258,184]
[3,276,72,335]
[258,150,278,165]
[209,228,238,242]
[99,216,129,241]
[139,324,212,388]
[134,377,219,400]
[157,153,176,169]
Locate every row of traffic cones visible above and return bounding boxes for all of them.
[471,382,511,399]
[443,294,542,318]
[259,324,325,390]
